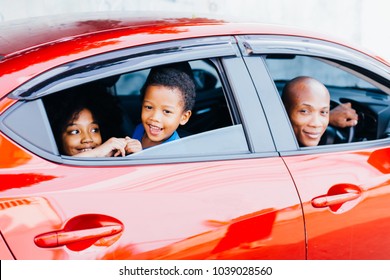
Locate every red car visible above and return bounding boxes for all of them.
[1,12,390,260]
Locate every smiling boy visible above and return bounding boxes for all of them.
[132,66,196,149]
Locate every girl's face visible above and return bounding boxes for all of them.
[61,109,102,155]
[141,85,191,148]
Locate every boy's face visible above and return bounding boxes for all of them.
[141,85,191,147]
[61,108,102,155]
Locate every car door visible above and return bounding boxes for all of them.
[241,34,390,259]
[0,36,305,259]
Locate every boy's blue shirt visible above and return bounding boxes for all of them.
[132,123,180,147]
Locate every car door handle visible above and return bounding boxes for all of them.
[311,183,362,212]
[34,224,123,248]
[311,192,361,208]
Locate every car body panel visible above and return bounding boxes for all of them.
[283,147,390,259]
[0,131,304,259]
[0,234,13,259]
[241,33,390,259]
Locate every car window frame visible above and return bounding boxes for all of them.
[0,36,277,166]
[238,34,390,155]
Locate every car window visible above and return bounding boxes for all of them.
[265,55,390,145]
[265,55,376,90]
[2,35,269,164]
[41,58,248,160]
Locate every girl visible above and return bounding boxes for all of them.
[45,83,141,157]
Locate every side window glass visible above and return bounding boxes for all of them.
[265,55,390,146]
[266,55,375,90]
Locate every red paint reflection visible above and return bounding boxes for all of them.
[100,207,303,260]
[367,148,390,174]
[0,174,57,191]
[211,209,276,254]
[0,133,32,168]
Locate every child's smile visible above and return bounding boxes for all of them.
[141,85,191,148]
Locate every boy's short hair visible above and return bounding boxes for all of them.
[141,66,196,111]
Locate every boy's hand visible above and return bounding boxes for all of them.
[124,136,142,154]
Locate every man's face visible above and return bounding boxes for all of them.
[287,83,330,147]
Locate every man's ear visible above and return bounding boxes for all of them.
[179,110,192,125]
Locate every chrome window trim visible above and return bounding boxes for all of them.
[10,36,238,101]
[237,35,390,82]
[237,34,390,153]
[2,35,277,165]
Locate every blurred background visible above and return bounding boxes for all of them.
[0,0,389,61]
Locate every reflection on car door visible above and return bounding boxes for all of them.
[283,146,390,259]
[0,136,305,259]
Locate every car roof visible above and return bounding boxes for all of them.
[0,11,345,59]
[0,12,211,57]
[0,11,387,102]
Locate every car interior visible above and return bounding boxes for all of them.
[42,59,235,156]
[111,60,233,138]
[265,54,390,145]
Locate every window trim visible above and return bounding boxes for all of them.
[238,35,390,153]
[237,35,390,81]
[10,36,239,101]
[1,36,277,165]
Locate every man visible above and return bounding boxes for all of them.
[282,76,331,147]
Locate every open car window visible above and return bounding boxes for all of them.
[265,54,390,145]
[39,58,250,160]
[1,33,278,165]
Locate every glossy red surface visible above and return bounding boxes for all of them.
[0,136,305,259]
[0,126,304,259]
[1,13,389,260]
[283,148,390,259]
[0,234,13,260]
